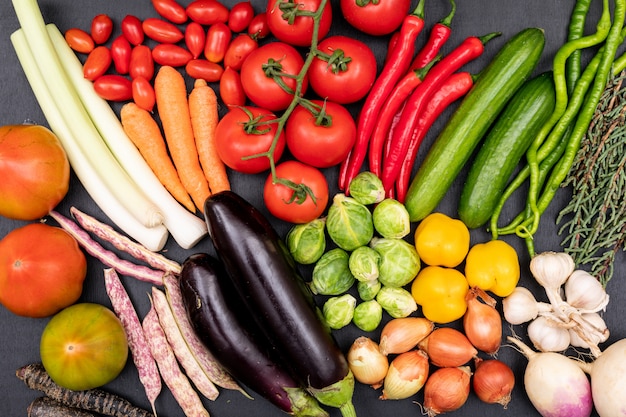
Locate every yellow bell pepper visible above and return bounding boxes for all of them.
[411,266,469,324]
[464,239,520,297]
[414,212,470,268]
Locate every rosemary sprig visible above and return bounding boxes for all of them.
[557,70,626,286]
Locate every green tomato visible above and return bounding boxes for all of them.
[326,193,374,251]
[348,171,384,205]
[376,286,418,318]
[40,303,129,391]
[357,279,382,301]
[352,300,383,332]
[311,248,355,295]
[286,218,327,265]
[372,198,410,239]
[323,294,356,329]
[370,237,421,287]
[349,246,380,282]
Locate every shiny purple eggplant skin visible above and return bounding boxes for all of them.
[202,191,350,391]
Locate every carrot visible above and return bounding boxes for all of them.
[27,397,99,417]
[120,102,195,213]
[154,66,211,212]
[189,78,230,194]
[16,363,154,417]
[103,269,162,415]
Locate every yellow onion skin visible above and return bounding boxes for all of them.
[423,366,471,416]
[379,317,434,356]
[380,349,430,400]
[347,336,389,389]
[418,327,477,367]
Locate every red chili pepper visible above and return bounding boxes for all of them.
[394,71,475,202]
[339,0,426,191]
[380,33,498,193]
[409,0,456,71]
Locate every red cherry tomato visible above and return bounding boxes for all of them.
[132,76,156,112]
[263,160,329,224]
[339,0,410,36]
[228,1,255,33]
[151,0,188,24]
[214,106,285,174]
[204,22,232,63]
[286,100,356,168]
[94,75,133,101]
[121,15,144,45]
[308,35,377,104]
[185,22,206,59]
[247,12,271,39]
[90,14,113,45]
[152,44,193,67]
[223,34,258,71]
[142,18,184,44]
[110,35,132,74]
[64,28,94,54]
[83,46,112,81]
[219,67,246,107]
[185,59,224,82]
[186,0,230,25]
[266,0,332,47]
[129,45,155,80]
[239,42,307,111]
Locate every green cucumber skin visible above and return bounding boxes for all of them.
[458,72,556,229]
[404,27,546,222]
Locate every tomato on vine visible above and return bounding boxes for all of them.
[266,0,332,47]
[340,0,410,36]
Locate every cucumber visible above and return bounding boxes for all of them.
[458,72,556,229]
[404,27,545,222]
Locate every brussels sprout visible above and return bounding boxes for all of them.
[370,237,421,287]
[372,198,411,239]
[357,279,382,301]
[323,294,357,329]
[310,248,355,295]
[349,246,380,282]
[348,171,385,205]
[352,300,383,332]
[376,286,418,318]
[286,218,327,265]
[326,193,374,251]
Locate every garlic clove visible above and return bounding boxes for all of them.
[527,315,571,352]
[564,270,610,313]
[347,336,389,389]
[530,251,575,290]
[503,286,542,325]
[569,312,610,350]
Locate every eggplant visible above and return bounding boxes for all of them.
[203,191,356,417]
[179,253,329,417]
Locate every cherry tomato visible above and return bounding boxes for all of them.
[219,67,246,107]
[266,0,332,47]
[129,45,154,80]
[152,44,193,67]
[90,14,113,45]
[121,15,144,45]
[228,1,255,33]
[204,22,232,63]
[308,35,377,104]
[263,160,329,224]
[94,75,133,101]
[340,0,410,36]
[239,42,307,111]
[64,28,94,54]
[132,76,156,112]
[185,59,224,82]
[0,223,86,318]
[142,17,184,44]
[223,34,258,71]
[185,21,206,59]
[247,12,271,39]
[286,100,356,168]
[186,0,230,25]
[110,35,132,74]
[151,0,188,24]
[214,106,285,174]
[83,46,112,81]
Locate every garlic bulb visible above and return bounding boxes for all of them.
[564,270,609,313]
[530,251,575,291]
[502,286,552,325]
[527,315,571,352]
[568,312,610,356]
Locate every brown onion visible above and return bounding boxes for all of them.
[379,317,434,356]
[380,349,429,400]
[463,287,502,355]
[423,366,471,416]
[418,327,477,367]
[472,358,515,407]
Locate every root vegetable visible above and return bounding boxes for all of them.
[27,397,99,417]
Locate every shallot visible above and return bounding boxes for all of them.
[463,287,502,355]
[378,317,434,356]
[422,366,471,416]
[418,327,477,367]
[472,358,515,407]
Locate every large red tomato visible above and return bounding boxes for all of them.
[0,125,70,221]
[286,100,356,168]
[240,41,308,111]
[215,106,286,174]
[0,223,87,318]
[266,0,332,46]
[339,0,410,36]
[264,160,329,224]
[308,35,377,104]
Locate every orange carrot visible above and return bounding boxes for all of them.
[189,79,230,194]
[154,66,210,212]
[120,102,195,213]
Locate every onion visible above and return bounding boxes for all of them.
[379,317,434,356]
[463,287,502,355]
[418,327,477,367]
[347,336,389,388]
[380,349,429,400]
[423,366,471,416]
[472,358,515,407]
